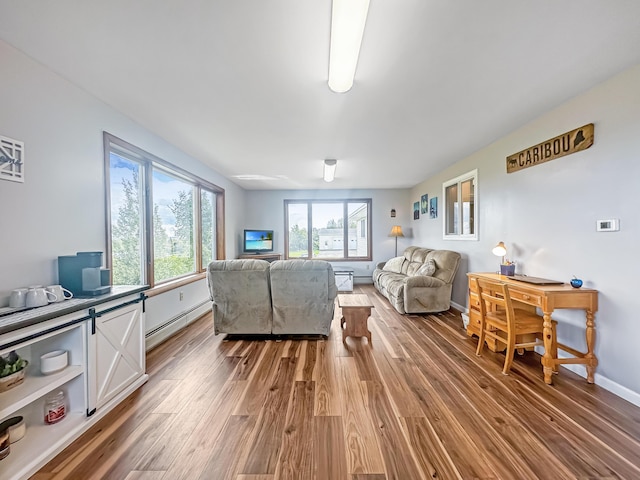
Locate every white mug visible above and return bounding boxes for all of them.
[26,287,57,308]
[9,288,29,308]
[46,285,73,302]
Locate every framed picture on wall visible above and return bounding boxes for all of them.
[0,134,25,183]
[420,194,428,214]
[413,201,420,220]
[430,196,438,218]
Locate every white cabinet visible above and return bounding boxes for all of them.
[334,267,354,292]
[0,288,148,479]
[0,319,89,480]
[87,299,145,411]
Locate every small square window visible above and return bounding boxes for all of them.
[443,169,478,241]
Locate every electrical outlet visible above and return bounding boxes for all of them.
[596,218,620,232]
[179,291,184,301]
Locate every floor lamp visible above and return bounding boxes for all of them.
[389,225,404,257]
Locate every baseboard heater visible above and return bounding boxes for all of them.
[145,299,210,350]
[353,276,374,283]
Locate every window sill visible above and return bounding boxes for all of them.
[146,273,206,297]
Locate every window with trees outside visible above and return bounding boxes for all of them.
[105,133,224,288]
[442,169,478,240]
[285,199,371,261]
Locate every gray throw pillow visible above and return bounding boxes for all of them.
[414,259,436,277]
[382,256,404,273]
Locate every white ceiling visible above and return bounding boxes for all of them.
[2,1,640,190]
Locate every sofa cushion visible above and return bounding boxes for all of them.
[382,256,405,274]
[380,272,407,312]
[404,246,434,275]
[429,249,461,284]
[413,258,436,277]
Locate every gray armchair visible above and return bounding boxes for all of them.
[206,259,272,335]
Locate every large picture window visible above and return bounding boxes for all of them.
[285,199,372,261]
[443,169,477,240]
[105,133,224,288]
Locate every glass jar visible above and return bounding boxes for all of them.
[0,430,9,461]
[44,390,67,425]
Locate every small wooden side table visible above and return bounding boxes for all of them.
[338,293,374,343]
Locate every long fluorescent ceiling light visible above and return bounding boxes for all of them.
[328,0,371,93]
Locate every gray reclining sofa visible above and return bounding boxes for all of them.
[207,259,337,335]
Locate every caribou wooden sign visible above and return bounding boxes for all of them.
[506,123,594,174]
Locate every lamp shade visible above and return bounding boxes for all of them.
[389,225,404,237]
[323,159,337,182]
[492,241,507,257]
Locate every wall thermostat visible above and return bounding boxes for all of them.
[596,218,620,232]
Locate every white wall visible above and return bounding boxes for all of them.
[0,40,245,333]
[244,189,410,282]
[410,63,640,404]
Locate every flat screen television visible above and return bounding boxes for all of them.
[243,229,274,253]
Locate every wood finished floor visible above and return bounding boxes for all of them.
[33,285,640,480]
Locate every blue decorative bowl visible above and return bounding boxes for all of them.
[570,278,583,288]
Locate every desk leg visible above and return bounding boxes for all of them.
[585,310,598,384]
[542,312,555,385]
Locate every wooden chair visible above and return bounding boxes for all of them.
[473,277,557,375]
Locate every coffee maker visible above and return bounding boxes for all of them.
[58,251,111,297]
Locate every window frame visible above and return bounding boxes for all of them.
[284,199,372,261]
[104,132,225,288]
[442,169,478,241]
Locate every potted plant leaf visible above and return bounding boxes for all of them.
[0,351,28,393]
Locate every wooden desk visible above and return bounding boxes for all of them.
[467,272,598,385]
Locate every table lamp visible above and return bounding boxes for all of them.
[492,241,516,275]
[492,241,507,265]
[389,225,404,257]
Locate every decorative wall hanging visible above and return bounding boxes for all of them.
[0,135,25,183]
[506,123,594,174]
[430,197,438,219]
[413,202,420,220]
[420,194,428,214]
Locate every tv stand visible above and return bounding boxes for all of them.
[238,253,282,263]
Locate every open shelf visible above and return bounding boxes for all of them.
[0,365,83,420]
[0,409,85,480]
[0,288,147,479]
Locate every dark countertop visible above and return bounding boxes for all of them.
[0,285,149,337]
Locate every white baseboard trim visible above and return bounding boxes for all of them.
[532,346,640,407]
[145,300,211,351]
[450,300,466,312]
[561,363,640,408]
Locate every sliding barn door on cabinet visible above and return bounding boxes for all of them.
[87,295,145,412]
